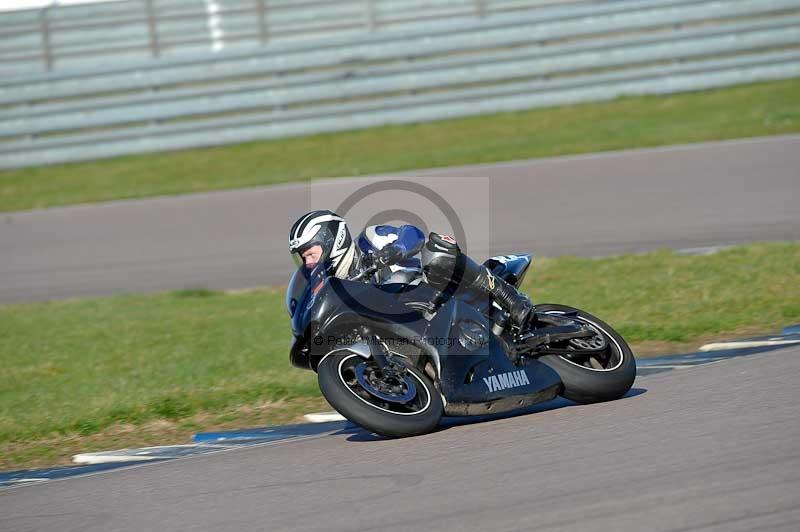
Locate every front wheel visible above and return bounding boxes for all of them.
[317,352,443,438]
[534,304,636,404]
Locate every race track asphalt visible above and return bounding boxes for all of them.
[2,345,798,531]
[1,135,799,303]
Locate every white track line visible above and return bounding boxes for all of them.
[639,364,694,370]
[72,454,159,465]
[699,339,800,352]
[72,444,209,464]
[303,412,346,423]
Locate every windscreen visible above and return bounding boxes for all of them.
[285,263,327,317]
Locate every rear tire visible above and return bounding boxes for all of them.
[534,304,636,404]
[317,352,443,438]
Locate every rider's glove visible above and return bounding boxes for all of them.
[372,245,404,268]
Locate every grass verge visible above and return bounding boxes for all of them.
[1,242,798,469]
[2,78,799,212]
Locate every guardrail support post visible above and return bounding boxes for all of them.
[257,0,269,44]
[38,7,54,71]
[475,0,487,18]
[365,0,377,31]
[144,0,161,58]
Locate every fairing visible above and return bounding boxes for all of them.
[286,258,563,416]
[288,266,434,370]
[424,296,562,415]
[483,254,533,288]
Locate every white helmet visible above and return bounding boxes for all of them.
[288,210,355,278]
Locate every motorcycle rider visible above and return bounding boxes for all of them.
[288,209,533,328]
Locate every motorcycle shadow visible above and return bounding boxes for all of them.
[344,387,647,442]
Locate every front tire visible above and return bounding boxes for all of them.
[317,352,443,438]
[534,304,636,404]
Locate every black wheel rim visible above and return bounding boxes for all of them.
[337,355,432,415]
[545,312,624,372]
[354,363,418,404]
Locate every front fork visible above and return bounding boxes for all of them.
[359,326,409,379]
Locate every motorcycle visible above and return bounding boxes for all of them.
[286,253,636,437]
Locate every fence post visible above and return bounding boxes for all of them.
[257,0,269,44]
[39,7,54,71]
[365,0,377,31]
[475,0,487,19]
[144,0,161,58]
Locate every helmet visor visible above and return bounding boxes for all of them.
[292,242,326,269]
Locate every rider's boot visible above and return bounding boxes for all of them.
[469,263,533,328]
[421,232,533,329]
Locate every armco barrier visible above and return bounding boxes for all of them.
[0,0,799,168]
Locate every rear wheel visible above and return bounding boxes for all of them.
[317,352,443,437]
[534,304,636,403]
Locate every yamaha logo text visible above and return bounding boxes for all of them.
[483,370,530,392]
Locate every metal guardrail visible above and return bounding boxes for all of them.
[1,0,799,168]
[0,0,584,76]
[0,0,698,87]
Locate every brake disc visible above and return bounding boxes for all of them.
[568,330,607,351]
[355,363,417,404]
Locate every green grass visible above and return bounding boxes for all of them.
[2,78,799,212]
[1,242,798,469]
[0,287,316,443]
[526,244,800,344]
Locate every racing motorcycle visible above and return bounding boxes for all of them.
[286,254,636,437]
